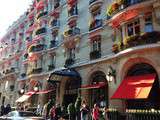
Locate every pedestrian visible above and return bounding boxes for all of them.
[5,104,11,115]
[92,104,100,120]
[42,103,48,119]
[0,104,5,116]
[55,104,62,120]
[80,100,90,120]
[50,105,56,120]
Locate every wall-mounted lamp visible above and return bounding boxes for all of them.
[106,65,116,83]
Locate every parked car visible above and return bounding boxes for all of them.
[0,111,44,120]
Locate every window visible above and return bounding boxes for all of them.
[67,48,75,59]
[50,55,56,65]
[145,16,153,32]
[92,40,101,51]
[127,19,140,36]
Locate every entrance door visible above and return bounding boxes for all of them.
[90,71,108,108]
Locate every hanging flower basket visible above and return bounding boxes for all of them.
[112,43,119,53]
[111,3,119,11]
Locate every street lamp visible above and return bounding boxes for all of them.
[106,65,116,83]
[20,89,25,94]
[34,86,39,92]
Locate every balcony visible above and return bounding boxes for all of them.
[90,50,101,60]
[28,68,42,75]
[35,27,46,35]
[37,11,48,20]
[64,58,74,67]
[64,27,80,37]
[89,19,103,31]
[50,40,57,48]
[112,31,160,53]
[48,64,55,71]
[50,19,60,31]
[4,67,16,75]
[89,0,103,14]
[106,0,152,21]
[68,6,78,27]
[29,44,46,53]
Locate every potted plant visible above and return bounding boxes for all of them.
[111,2,119,11]
[112,43,119,53]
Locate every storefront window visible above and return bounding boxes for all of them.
[145,16,153,32]
[127,19,140,36]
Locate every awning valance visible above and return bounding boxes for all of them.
[16,91,35,103]
[36,90,53,94]
[49,68,80,79]
[80,82,106,90]
[111,74,156,99]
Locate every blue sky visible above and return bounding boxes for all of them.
[0,0,32,38]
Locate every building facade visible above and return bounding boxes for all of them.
[0,0,160,114]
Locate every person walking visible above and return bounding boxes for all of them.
[92,104,100,120]
[50,105,56,120]
[80,100,90,120]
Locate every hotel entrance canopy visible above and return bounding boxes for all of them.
[48,67,81,83]
[111,74,156,99]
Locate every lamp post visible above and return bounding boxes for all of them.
[106,65,116,83]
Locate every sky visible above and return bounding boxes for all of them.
[0,0,33,38]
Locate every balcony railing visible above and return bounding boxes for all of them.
[64,58,74,67]
[64,28,80,37]
[29,44,46,53]
[28,68,42,75]
[37,11,48,19]
[89,19,102,31]
[90,50,101,60]
[4,67,16,75]
[35,27,46,35]
[112,31,160,53]
[68,6,78,17]
[50,40,57,48]
[107,109,160,120]
[50,20,60,28]
[107,0,149,18]
[48,64,55,71]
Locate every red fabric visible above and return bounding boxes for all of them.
[111,74,156,99]
[36,0,45,10]
[36,90,53,94]
[81,83,106,89]
[67,0,76,7]
[92,107,99,120]
[26,24,37,34]
[112,9,139,28]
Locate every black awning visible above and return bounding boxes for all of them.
[48,68,81,82]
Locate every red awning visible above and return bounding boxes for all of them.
[111,74,156,99]
[80,82,106,90]
[36,0,45,11]
[36,90,53,94]
[16,91,35,103]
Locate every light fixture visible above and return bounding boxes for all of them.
[20,89,25,94]
[106,65,116,83]
[34,86,38,92]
